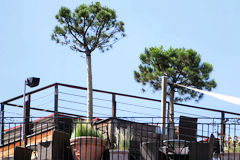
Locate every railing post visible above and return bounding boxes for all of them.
[112,94,116,117]
[23,94,31,146]
[220,112,225,152]
[110,94,116,149]
[0,104,4,145]
[54,84,59,130]
[161,76,167,137]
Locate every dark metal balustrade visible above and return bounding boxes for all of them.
[0,116,239,160]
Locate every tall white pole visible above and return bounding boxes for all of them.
[23,80,26,146]
[160,76,167,137]
[23,80,26,112]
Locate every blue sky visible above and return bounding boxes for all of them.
[1,0,240,119]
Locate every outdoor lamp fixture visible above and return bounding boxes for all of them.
[25,77,40,88]
[23,77,40,107]
[23,77,40,146]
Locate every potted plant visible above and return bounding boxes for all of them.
[70,120,107,160]
[109,128,131,160]
[224,136,240,152]
[219,135,240,159]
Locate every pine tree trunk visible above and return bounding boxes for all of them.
[168,89,175,138]
[86,54,93,122]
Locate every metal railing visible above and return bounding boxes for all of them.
[1,82,240,145]
[1,82,240,159]
[0,116,240,159]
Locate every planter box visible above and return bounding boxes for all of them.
[70,136,106,160]
[109,149,129,160]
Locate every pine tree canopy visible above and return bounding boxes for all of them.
[51,2,125,55]
[134,46,217,102]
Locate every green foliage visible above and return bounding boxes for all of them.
[115,128,131,150]
[224,135,240,153]
[51,2,125,54]
[134,46,217,102]
[71,120,103,138]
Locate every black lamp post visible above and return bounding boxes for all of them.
[24,77,40,106]
[23,77,40,146]
[23,77,40,106]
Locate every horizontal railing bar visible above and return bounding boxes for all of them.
[1,83,56,104]
[1,82,240,116]
[5,103,83,118]
[57,83,240,116]
[57,82,163,103]
[174,102,240,116]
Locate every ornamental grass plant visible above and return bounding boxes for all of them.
[115,128,131,150]
[71,120,103,139]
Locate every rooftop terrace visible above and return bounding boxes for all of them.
[1,83,240,159]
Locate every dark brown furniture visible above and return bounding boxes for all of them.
[178,116,198,142]
[37,130,72,160]
[189,134,215,160]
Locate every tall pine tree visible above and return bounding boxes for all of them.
[134,46,217,130]
[52,2,125,121]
